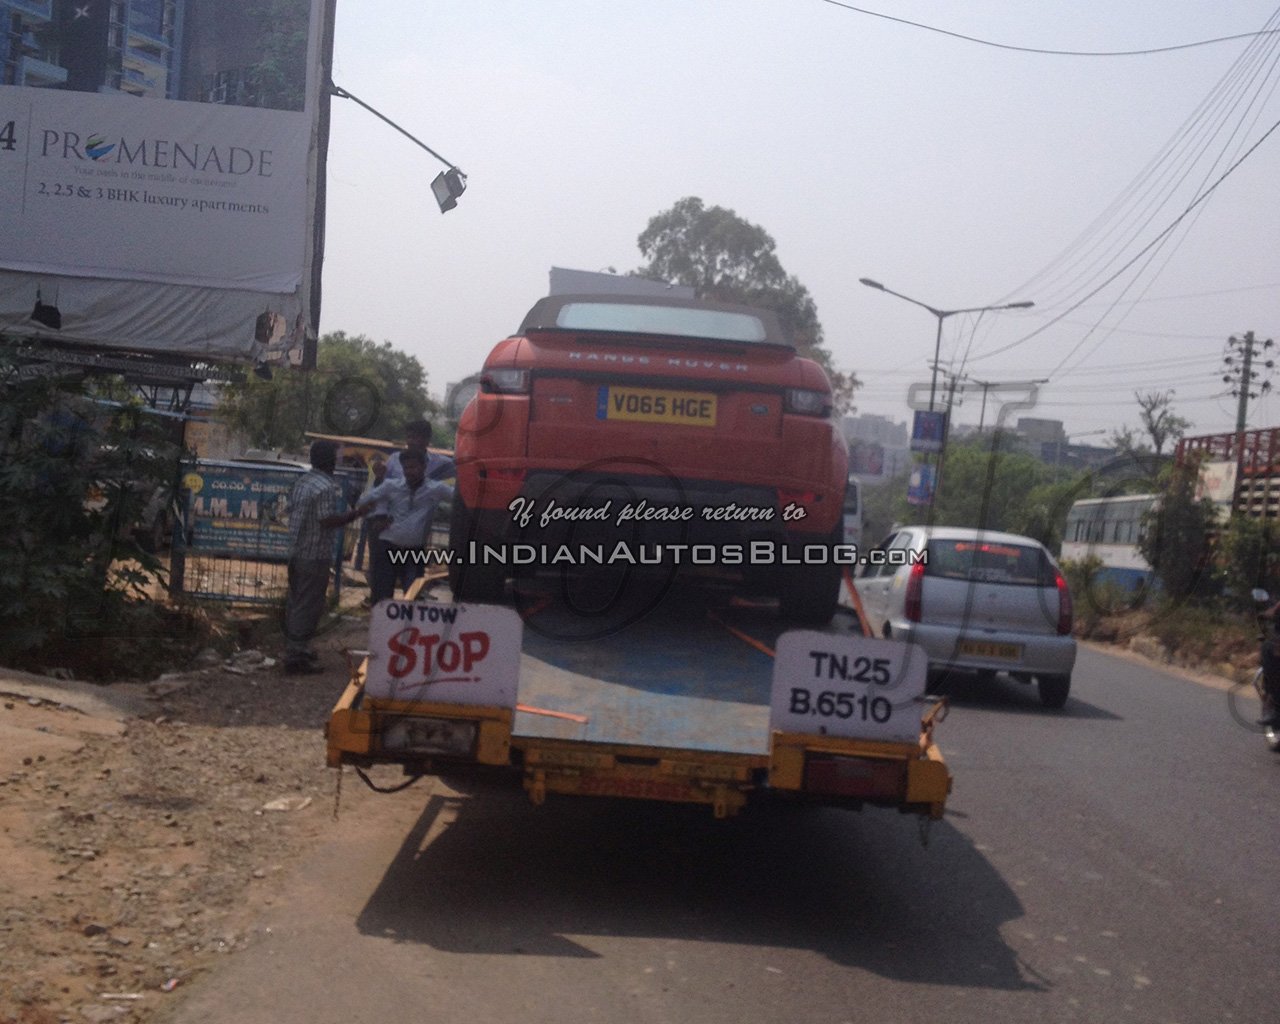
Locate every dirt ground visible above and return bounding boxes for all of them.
[0,602,396,1024]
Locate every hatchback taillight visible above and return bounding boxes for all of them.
[904,560,925,623]
[1055,570,1073,635]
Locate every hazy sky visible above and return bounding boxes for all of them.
[320,1,1280,443]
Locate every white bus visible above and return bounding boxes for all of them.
[1060,494,1158,589]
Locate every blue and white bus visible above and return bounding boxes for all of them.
[1060,494,1158,590]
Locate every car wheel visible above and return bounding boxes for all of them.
[1038,673,1071,709]
[448,493,508,603]
[777,530,841,625]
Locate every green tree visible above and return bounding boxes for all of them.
[891,439,1089,553]
[634,197,860,412]
[1216,513,1280,608]
[0,354,181,667]
[1134,390,1192,457]
[217,331,438,451]
[1107,424,1152,459]
[1138,462,1219,602]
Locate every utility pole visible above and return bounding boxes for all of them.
[957,376,1049,438]
[1236,331,1253,433]
[966,377,997,432]
[1222,331,1275,431]
[931,368,966,507]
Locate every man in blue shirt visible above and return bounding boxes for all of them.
[384,420,454,483]
[338,448,451,605]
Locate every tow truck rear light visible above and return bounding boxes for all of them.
[804,753,908,800]
[783,388,831,417]
[381,717,478,757]
[481,368,530,394]
[1055,569,1073,635]
[903,559,926,622]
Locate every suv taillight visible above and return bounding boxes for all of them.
[1055,569,1073,635]
[783,388,831,417]
[903,560,925,623]
[481,368,530,394]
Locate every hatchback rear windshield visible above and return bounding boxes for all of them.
[554,302,770,343]
[924,539,1057,587]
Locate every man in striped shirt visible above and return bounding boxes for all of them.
[283,440,347,673]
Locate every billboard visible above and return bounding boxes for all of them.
[0,0,336,364]
[906,462,936,506]
[1195,459,1238,507]
[910,410,946,453]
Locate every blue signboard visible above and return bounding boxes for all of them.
[910,410,947,453]
[182,461,306,560]
[907,463,937,506]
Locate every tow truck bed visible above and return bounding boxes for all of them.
[327,577,951,819]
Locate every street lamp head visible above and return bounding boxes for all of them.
[1005,300,1035,310]
[858,278,884,290]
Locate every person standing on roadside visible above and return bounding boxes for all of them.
[282,440,347,674]
[385,420,455,483]
[352,455,388,573]
[339,448,451,605]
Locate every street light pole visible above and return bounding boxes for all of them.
[859,278,1034,509]
[858,278,1035,412]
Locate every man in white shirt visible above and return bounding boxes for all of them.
[384,420,455,483]
[339,448,451,604]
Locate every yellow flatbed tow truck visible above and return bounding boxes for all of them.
[326,574,951,822]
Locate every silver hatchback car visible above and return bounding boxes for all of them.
[853,526,1077,708]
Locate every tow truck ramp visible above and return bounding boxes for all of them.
[327,578,951,820]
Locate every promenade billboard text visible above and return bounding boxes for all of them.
[0,0,335,364]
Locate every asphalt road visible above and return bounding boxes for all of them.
[163,644,1280,1024]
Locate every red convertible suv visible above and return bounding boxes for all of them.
[449,293,850,622]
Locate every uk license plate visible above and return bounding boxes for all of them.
[957,639,1022,661]
[596,386,717,426]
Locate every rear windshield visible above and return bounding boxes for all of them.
[925,539,1057,587]
[555,302,770,343]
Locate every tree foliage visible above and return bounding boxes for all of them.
[217,331,438,451]
[634,197,860,412]
[1134,390,1191,457]
[1138,462,1219,602]
[0,356,183,668]
[1215,513,1280,608]
[891,440,1084,552]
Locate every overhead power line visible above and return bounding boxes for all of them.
[967,115,1280,366]
[815,1,1280,57]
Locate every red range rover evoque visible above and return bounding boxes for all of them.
[449,293,850,623]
